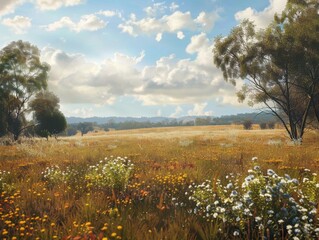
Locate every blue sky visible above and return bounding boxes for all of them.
[0,0,287,118]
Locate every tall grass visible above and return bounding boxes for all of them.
[0,126,318,239]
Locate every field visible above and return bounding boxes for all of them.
[0,125,319,239]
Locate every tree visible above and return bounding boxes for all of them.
[213,0,319,142]
[77,122,94,136]
[243,120,253,130]
[0,41,50,140]
[29,91,66,140]
[35,110,66,140]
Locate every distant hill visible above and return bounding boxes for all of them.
[67,112,277,125]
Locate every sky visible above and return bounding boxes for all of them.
[0,0,287,118]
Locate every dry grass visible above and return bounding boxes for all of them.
[0,125,318,239]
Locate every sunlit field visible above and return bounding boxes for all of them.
[1,125,319,239]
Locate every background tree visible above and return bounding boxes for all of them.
[29,91,66,140]
[213,0,319,142]
[0,40,50,140]
[77,122,94,136]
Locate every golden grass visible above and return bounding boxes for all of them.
[0,125,318,239]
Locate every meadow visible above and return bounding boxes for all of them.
[0,125,319,239]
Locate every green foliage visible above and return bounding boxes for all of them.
[77,122,94,136]
[0,170,13,192]
[85,156,134,192]
[213,1,319,142]
[0,41,49,140]
[243,120,253,130]
[30,91,67,139]
[259,122,267,129]
[187,158,319,239]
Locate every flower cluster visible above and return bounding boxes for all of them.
[0,170,13,192]
[187,158,319,239]
[85,156,134,191]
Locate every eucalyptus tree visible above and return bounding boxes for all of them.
[213,0,319,142]
[29,91,67,140]
[0,40,50,140]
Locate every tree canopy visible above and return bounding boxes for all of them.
[213,0,319,142]
[0,40,50,140]
[29,91,66,140]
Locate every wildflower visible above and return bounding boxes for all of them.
[230,190,238,197]
[278,219,284,224]
[117,225,123,230]
[252,157,258,161]
[267,169,275,176]
[233,230,240,236]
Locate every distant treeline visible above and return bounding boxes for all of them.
[62,112,279,136]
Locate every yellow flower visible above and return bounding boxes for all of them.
[117,225,123,230]
[111,232,117,237]
[102,238,108,240]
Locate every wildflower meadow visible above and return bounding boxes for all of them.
[0,126,319,239]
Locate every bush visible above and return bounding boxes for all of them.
[243,120,253,130]
[187,158,319,239]
[85,156,134,192]
[268,122,275,129]
[259,122,267,129]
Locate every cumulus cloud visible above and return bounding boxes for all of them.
[188,103,213,116]
[0,0,23,16]
[97,10,121,18]
[170,106,183,118]
[169,2,179,12]
[155,32,162,42]
[41,47,144,105]
[135,32,242,106]
[1,15,31,34]
[235,0,287,29]
[42,33,244,109]
[118,8,220,39]
[35,0,84,11]
[177,31,185,40]
[44,14,107,32]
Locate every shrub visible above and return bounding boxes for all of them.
[259,122,267,129]
[243,120,253,130]
[187,158,319,239]
[0,170,14,192]
[268,122,275,129]
[85,156,134,192]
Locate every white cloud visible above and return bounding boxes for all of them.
[169,2,179,12]
[44,14,107,32]
[62,107,95,118]
[195,11,220,31]
[0,0,23,16]
[42,47,144,105]
[177,31,185,40]
[155,32,162,42]
[144,2,166,17]
[1,15,31,34]
[135,32,243,106]
[187,103,213,116]
[170,106,183,118]
[235,0,287,29]
[119,9,220,39]
[41,33,245,109]
[97,10,122,18]
[35,0,84,11]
